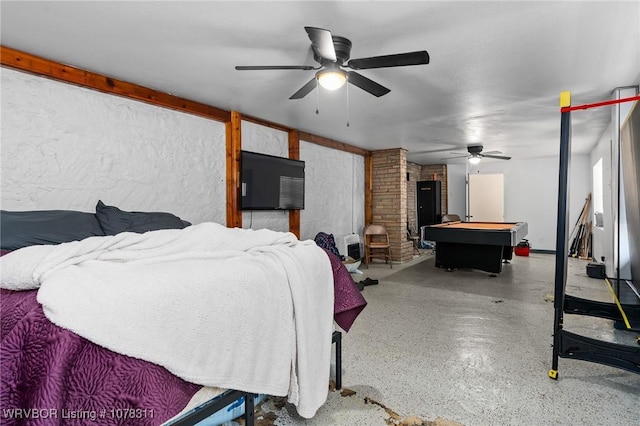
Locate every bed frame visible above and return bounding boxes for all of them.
[168,330,342,425]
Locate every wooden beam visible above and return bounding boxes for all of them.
[2,46,370,158]
[288,130,301,238]
[299,131,370,156]
[0,45,230,123]
[226,111,242,228]
[243,114,292,133]
[246,116,369,157]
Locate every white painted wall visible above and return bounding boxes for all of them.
[0,69,366,244]
[1,68,227,225]
[461,155,590,251]
[300,141,365,243]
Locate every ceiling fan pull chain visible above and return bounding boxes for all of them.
[315,78,320,115]
[346,80,350,127]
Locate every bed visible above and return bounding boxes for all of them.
[0,202,366,425]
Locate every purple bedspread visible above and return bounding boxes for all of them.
[0,249,366,425]
[323,249,367,332]
[0,289,200,425]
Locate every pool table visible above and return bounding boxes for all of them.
[422,221,528,274]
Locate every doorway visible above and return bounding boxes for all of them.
[417,180,441,230]
[468,173,504,222]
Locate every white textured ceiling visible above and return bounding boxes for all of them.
[1,1,639,165]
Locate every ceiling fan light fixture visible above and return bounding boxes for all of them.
[468,155,482,165]
[316,69,347,90]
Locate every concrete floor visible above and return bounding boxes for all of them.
[262,252,640,425]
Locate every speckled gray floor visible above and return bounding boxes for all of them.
[263,252,640,425]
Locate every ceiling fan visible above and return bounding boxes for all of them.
[445,145,512,164]
[235,26,430,99]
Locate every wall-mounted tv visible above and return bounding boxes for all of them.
[241,150,305,210]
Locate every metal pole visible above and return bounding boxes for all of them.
[550,105,572,379]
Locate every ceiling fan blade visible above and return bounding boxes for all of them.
[411,147,459,155]
[289,77,317,100]
[481,150,503,155]
[347,71,390,97]
[347,50,430,70]
[441,155,469,160]
[304,27,337,62]
[482,154,512,160]
[235,65,315,71]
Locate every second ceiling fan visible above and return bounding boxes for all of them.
[445,145,512,164]
[235,26,430,99]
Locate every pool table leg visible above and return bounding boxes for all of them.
[502,246,514,263]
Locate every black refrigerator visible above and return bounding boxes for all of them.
[417,180,441,232]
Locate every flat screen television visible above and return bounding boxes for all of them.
[241,150,305,210]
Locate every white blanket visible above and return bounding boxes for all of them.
[0,222,334,418]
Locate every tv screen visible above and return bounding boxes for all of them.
[241,151,305,210]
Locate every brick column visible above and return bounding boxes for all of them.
[371,149,413,263]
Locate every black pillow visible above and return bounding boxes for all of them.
[95,200,189,235]
[0,210,106,250]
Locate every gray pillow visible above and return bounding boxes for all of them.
[0,210,105,250]
[95,200,189,235]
